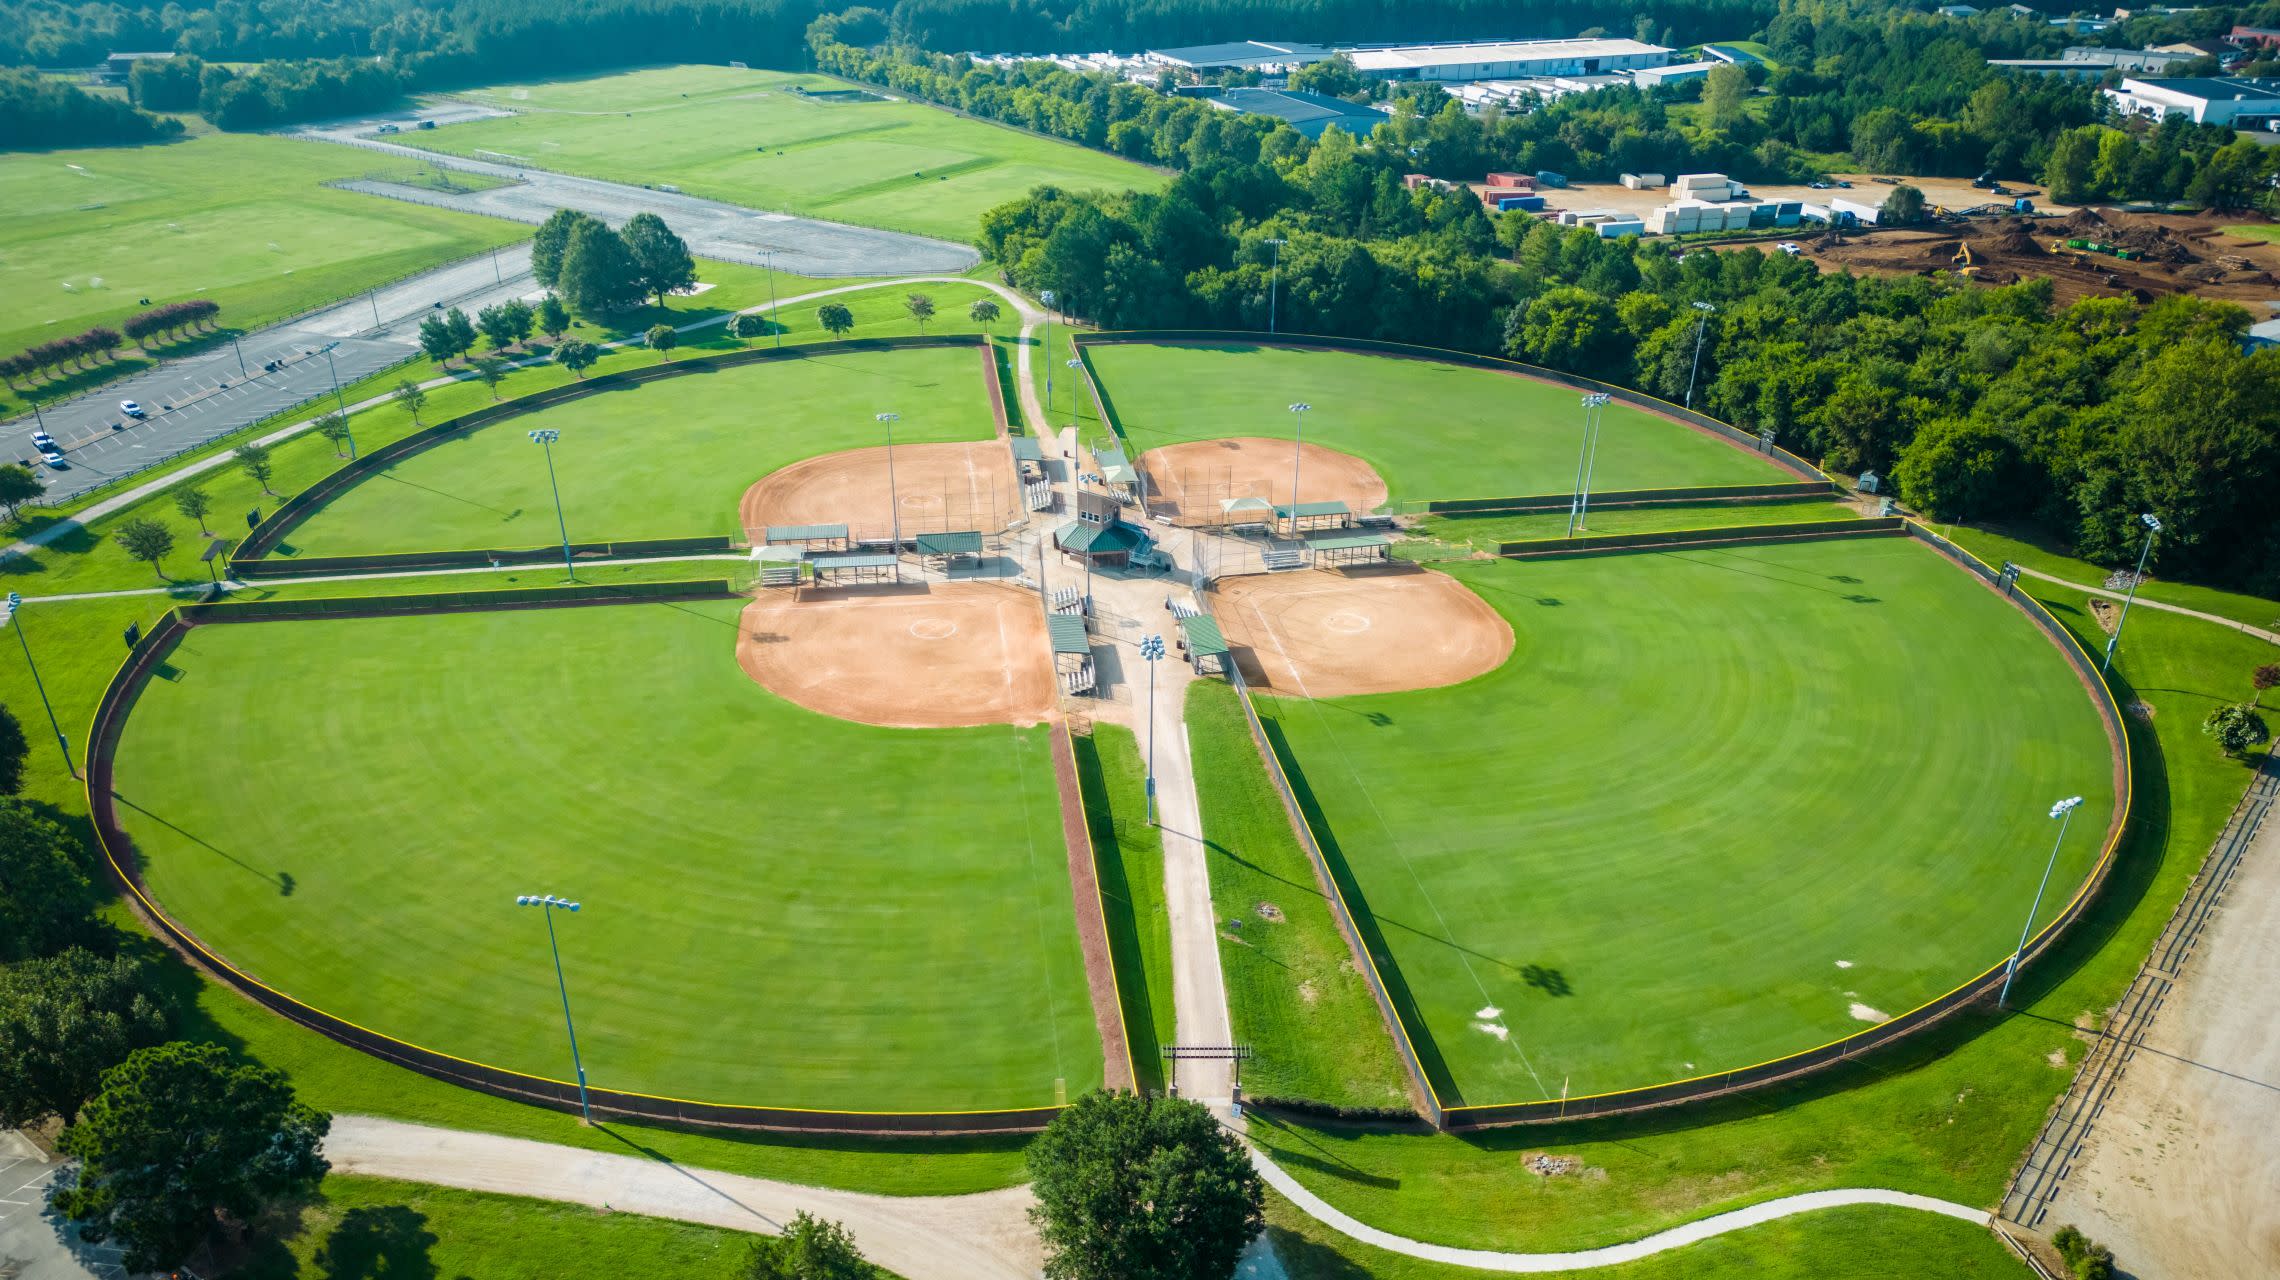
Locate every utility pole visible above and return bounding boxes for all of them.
[2102,513,2162,676]
[2000,797,2084,1008]
[1685,301,1717,410]
[514,894,592,1122]
[877,412,902,549]
[529,429,573,580]
[1264,237,1287,334]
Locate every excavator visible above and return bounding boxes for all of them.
[1952,242,1979,278]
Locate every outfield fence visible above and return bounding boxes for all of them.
[1492,516,1905,558]
[1425,480,1835,515]
[230,335,998,575]
[84,582,1075,1135]
[1068,331,1828,487]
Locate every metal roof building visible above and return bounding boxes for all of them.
[1144,40,1334,71]
[2106,75,2280,125]
[1350,38,1671,82]
[1202,87,1389,139]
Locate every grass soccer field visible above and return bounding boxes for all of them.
[0,133,525,361]
[106,600,1101,1112]
[1082,342,1792,505]
[1249,537,2118,1106]
[406,65,1161,242]
[280,345,999,556]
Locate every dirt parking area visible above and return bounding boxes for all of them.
[1794,207,2280,305]
[1142,438,1389,527]
[1512,172,2061,224]
[2043,784,2280,1280]
[740,441,1019,543]
[736,580,1056,728]
[1210,565,1513,698]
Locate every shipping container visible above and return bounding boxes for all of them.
[1620,172,1667,189]
[1534,170,1569,187]
[1596,219,1646,238]
[1485,171,1532,188]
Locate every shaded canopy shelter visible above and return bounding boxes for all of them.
[1048,610,1096,694]
[1310,532,1391,567]
[1273,500,1352,534]
[916,530,984,571]
[1055,518,1152,568]
[766,523,849,548]
[1177,613,1230,676]
[806,551,900,585]
[1220,496,1275,531]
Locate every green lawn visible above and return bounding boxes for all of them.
[107,600,1101,1112]
[2220,223,2280,243]
[1943,524,2280,634]
[1073,725,1175,1093]
[1254,537,2118,1107]
[1081,343,1791,505]
[1188,681,1410,1112]
[1415,499,1861,548]
[278,343,999,555]
[409,65,1161,242]
[0,133,525,367]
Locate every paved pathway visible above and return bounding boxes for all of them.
[2014,565,2280,646]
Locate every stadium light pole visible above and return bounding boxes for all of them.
[528,429,573,580]
[763,251,781,349]
[1066,358,1085,433]
[1140,633,1165,824]
[1263,237,1288,334]
[2000,797,2083,1009]
[2101,513,2162,676]
[1573,393,1611,535]
[514,894,592,1122]
[876,412,902,549]
[1040,290,1057,415]
[1286,402,1311,539]
[318,341,356,459]
[0,593,73,778]
[1684,301,1716,410]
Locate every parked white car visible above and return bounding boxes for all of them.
[119,400,147,418]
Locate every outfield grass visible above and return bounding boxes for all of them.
[107,600,1100,1112]
[1254,537,2117,1106]
[1187,681,1410,1112]
[1073,725,1175,1094]
[279,344,998,555]
[1415,499,1861,548]
[0,133,525,365]
[1943,523,2280,633]
[409,65,1160,241]
[1081,343,1791,504]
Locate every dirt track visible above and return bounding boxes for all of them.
[1143,438,1390,526]
[740,441,1019,542]
[1211,566,1513,698]
[736,580,1056,728]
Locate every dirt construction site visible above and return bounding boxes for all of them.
[1785,207,2280,305]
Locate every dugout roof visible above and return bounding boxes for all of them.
[916,531,984,556]
[1047,613,1091,655]
[767,523,848,543]
[1010,437,1046,462]
[1311,533,1391,551]
[1179,614,1229,658]
[1274,501,1352,519]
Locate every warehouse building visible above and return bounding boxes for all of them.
[1201,87,1389,138]
[1349,38,1671,82]
[2104,76,2280,126]
[1143,40,1334,72]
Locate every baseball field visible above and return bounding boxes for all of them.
[1082,342,1792,508]
[406,65,1162,241]
[106,599,1102,1112]
[278,345,1002,555]
[1239,537,2118,1105]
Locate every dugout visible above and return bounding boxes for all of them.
[765,523,850,550]
[1048,611,1095,694]
[750,544,804,588]
[806,551,901,586]
[1312,532,1391,567]
[1091,444,1141,503]
[916,530,984,572]
[1274,500,1352,536]
[1177,613,1230,676]
[1220,496,1275,535]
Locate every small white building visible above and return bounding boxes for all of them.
[2105,76,2280,126]
[1631,61,1716,88]
[1349,38,1671,82]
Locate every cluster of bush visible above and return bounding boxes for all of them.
[119,298,220,345]
[0,300,220,391]
[2051,1225,2116,1280]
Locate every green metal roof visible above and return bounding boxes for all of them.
[1273,501,1351,519]
[1047,613,1090,655]
[1100,463,1139,485]
[916,531,984,556]
[1311,533,1390,551]
[807,552,898,570]
[1092,445,1129,468]
[767,523,848,542]
[1010,437,1046,462]
[1055,520,1149,555]
[1179,613,1228,658]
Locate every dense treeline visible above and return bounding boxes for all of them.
[192,56,409,129]
[980,127,2278,589]
[0,67,180,147]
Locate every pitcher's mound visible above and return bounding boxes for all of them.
[1143,438,1388,525]
[737,581,1055,728]
[740,441,1018,542]
[1213,567,1512,697]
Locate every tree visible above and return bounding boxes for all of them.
[1026,1091,1262,1280]
[237,443,276,495]
[470,356,508,400]
[476,300,533,351]
[443,308,478,361]
[905,292,936,331]
[622,213,698,306]
[555,338,600,379]
[1503,286,1623,376]
[748,1211,868,1280]
[2253,663,2280,707]
[313,412,352,457]
[559,221,646,317]
[56,1042,329,1273]
[531,209,601,289]
[645,324,679,360]
[817,302,855,337]
[0,800,96,960]
[537,293,571,340]
[969,297,1001,328]
[0,464,43,520]
[113,518,173,580]
[2203,704,2270,757]
[416,314,458,365]
[1881,184,1927,226]
[391,379,427,425]
[728,312,771,340]
[1703,62,1750,128]
[171,485,212,535]
[1893,417,2021,520]
[0,949,167,1128]
[0,704,25,796]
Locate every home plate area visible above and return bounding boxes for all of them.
[735,579,1056,728]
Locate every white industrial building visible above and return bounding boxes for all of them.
[2104,76,2280,126]
[1349,38,1671,82]
[1631,61,1717,88]
[1141,40,1334,72]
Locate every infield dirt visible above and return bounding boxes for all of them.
[740,441,1020,542]
[1210,565,1513,697]
[737,580,1056,727]
[1143,438,1389,526]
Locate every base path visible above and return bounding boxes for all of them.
[1211,565,1514,698]
[1144,438,1388,526]
[322,1116,1040,1280]
[741,442,1020,545]
[736,580,1056,728]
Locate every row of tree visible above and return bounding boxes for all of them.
[0,67,182,148]
[1,301,220,389]
[120,298,220,344]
